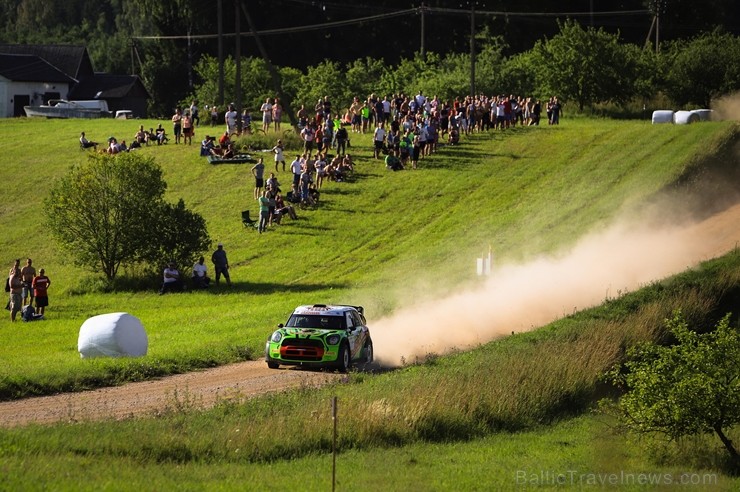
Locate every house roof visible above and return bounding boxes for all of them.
[69,73,151,100]
[0,44,92,81]
[0,54,75,84]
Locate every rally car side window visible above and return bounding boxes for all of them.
[345,312,354,329]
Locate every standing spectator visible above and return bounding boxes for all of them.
[20,258,36,307]
[373,123,386,159]
[531,100,542,126]
[191,256,210,289]
[272,98,283,132]
[31,268,50,316]
[172,108,182,144]
[182,111,193,145]
[210,105,219,127]
[272,139,286,172]
[315,153,327,189]
[349,97,362,133]
[360,103,370,133]
[296,104,308,129]
[241,109,252,135]
[260,98,273,133]
[266,172,281,193]
[301,123,316,158]
[335,125,349,156]
[290,154,302,191]
[190,100,200,127]
[550,97,562,125]
[258,191,270,234]
[211,243,231,286]
[251,157,266,200]
[225,105,238,135]
[8,269,22,322]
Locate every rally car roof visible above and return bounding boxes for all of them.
[292,304,364,316]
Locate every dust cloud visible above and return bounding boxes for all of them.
[711,92,740,121]
[372,199,740,368]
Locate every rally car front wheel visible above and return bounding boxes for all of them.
[336,342,350,373]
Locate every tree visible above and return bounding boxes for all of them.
[152,198,211,276]
[45,153,209,281]
[609,311,740,463]
[661,30,740,108]
[530,20,639,111]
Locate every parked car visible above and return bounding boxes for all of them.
[265,304,373,372]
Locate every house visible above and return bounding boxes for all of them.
[0,53,76,117]
[0,44,150,118]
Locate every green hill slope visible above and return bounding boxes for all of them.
[0,117,736,398]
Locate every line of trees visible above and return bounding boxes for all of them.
[0,1,737,117]
[187,23,740,118]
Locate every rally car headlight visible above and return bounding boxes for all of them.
[271,331,283,343]
[326,334,341,345]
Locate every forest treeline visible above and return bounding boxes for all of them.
[0,0,737,116]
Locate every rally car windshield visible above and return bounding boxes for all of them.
[286,315,345,330]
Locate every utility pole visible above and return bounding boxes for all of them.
[470,2,476,98]
[420,2,426,59]
[235,0,241,133]
[240,1,298,129]
[590,0,594,27]
[217,0,224,106]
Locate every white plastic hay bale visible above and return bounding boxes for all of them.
[690,109,713,121]
[651,110,674,124]
[674,110,700,125]
[78,312,148,358]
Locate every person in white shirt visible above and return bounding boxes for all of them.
[260,98,273,132]
[225,105,238,135]
[191,256,210,289]
[373,124,386,159]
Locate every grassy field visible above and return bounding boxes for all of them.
[0,116,739,489]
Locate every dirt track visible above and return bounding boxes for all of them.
[1,202,739,428]
[0,362,343,427]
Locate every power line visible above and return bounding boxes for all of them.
[133,8,416,40]
[132,6,650,41]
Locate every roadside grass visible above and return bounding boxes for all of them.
[1,413,737,491]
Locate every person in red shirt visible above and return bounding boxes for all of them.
[31,268,51,316]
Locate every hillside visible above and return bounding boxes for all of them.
[1,117,740,490]
[0,117,737,400]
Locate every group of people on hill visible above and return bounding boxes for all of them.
[6,258,50,322]
[159,243,232,295]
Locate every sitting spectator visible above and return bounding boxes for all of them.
[79,132,98,150]
[107,137,120,154]
[272,193,298,224]
[191,256,210,289]
[448,127,460,145]
[218,130,231,148]
[222,142,235,159]
[200,135,216,156]
[155,124,168,145]
[159,262,184,295]
[385,154,404,171]
[134,125,149,145]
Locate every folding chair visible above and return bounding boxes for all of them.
[241,210,257,229]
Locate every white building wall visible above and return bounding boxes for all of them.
[0,79,70,117]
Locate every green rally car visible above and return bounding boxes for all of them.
[265,304,373,372]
